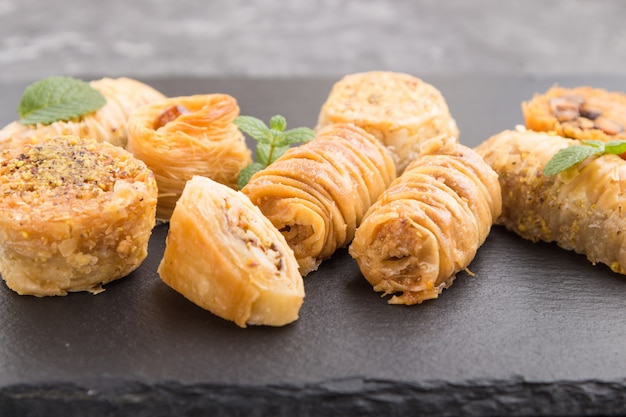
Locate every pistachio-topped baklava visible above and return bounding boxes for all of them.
[0,135,158,296]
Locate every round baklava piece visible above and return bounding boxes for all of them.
[0,135,158,296]
[126,94,252,220]
[316,71,459,173]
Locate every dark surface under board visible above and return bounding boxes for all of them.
[2,75,626,416]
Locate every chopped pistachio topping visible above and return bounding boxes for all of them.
[0,136,125,203]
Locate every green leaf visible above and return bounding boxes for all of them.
[273,127,316,147]
[236,114,316,186]
[238,162,265,189]
[543,145,603,176]
[269,129,285,142]
[233,116,272,144]
[268,144,290,164]
[256,143,271,166]
[603,140,626,155]
[580,139,605,148]
[269,115,286,131]
[18,76,106,126]
[282,127,316,145]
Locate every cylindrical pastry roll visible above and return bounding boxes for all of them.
[523,85,626,142]
[242,123,397,275]
[126,94,252,220]
[0,135,158,296]
[0,77,166,150]
[349,136,502,305]
[158,176,304,328]
[316,71,459,173]
[475,128,626,275]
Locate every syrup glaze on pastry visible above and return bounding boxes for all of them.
[316,71,459,173]
[476,128,626,275]
[0,135,158,296]
[158,176,304,328]
[126,94,252,220]
[242,123,396,275]
[349,136,501,304]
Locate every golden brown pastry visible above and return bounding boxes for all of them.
[126,94,252,220]
[0,135,158,296]
[242,123,396,275]
[523,85,626,142]
[0,77,166,150]
[158,175,304,328]
[316,71,459,173]
[349,136,502,304]
[475,128,626,275]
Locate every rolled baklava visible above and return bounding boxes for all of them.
[126,94,252,220]
[349,136,502,304]
[0,135,158,296]
[0,77,166,150]
[523,85,626,142]
[316,71,459,173]
[158,175,304,328]
[475,128,626,275]
[242,123,396,275]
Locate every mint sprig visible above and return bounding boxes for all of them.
[18,76,106,126]
[234,115,315,188]
[543,139,626,176]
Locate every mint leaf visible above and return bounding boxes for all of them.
[604,140,626,155]
[268,145,290,164]
[269,115,286,131]
[581,139,605,148]
[237,163,265,190]
[256,143,271,166]
[273,128,316,147]
[236,114,316,188]
[18,76,106,126]
[269,129,285,142]
[234,116,272,144]
[543,145,603,176]
[543,139,626,176]
[283,127,316,145]
[256,142,290,165]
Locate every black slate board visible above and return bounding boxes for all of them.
[2,75,626,416]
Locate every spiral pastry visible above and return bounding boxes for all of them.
[158,176,304,328]
[316,71,459,173]
[0,77,166,150]
[126,94,252,220]
[242,123,396,275]
[349,136,502,305]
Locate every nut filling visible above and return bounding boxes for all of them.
[0,135,158,297]
[549,94,625,135]
[154,104,191,129]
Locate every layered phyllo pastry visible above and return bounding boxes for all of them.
[0,135,158,296]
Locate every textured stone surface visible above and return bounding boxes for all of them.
[2,76,626,416]
[1,0,626,83]
[3,377,626,417]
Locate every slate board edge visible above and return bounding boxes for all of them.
[2,376,626,417]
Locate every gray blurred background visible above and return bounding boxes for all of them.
[1,0,625,83]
